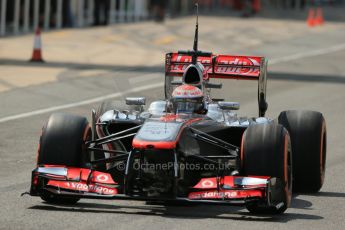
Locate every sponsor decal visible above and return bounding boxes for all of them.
[172,55,211,64]
[48,180,117,195]
[189,191,238,199]
[188,190,263,200]
[168,54,262,77]
[214,66,259,75]
[91,171,116,184]
[217,57,260,66]
[201,179,215,188]
[95,174,108,183]
[171,64,189,72]
[64,168,116,184]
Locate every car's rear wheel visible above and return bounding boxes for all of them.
[242,123,292,214]
[37,113,90,204]
[278,110,326,193]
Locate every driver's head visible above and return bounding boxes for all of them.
[171,85,205,114]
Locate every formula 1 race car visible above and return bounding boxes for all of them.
[28,6,327,215]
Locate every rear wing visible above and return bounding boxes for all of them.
[165,52,268,117]
[165,53,266,80]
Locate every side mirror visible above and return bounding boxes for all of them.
[218,101,240,110]
[126,97,146,106]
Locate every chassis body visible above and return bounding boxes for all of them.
[29,52,287,211]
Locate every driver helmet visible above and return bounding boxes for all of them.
[171,84,205,114]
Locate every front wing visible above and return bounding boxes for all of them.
[29,165,284,207]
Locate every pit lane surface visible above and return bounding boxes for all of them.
[1,16,345,229]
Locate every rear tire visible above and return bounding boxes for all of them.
[278,110,326,193]
[242,123,292,214]
[37,113,89,204]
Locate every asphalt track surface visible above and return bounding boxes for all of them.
[1,16,345,229]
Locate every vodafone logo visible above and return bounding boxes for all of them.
[218,57,260,66]
[199,191,238,199]
[96,174,109,182]
[215,57,261,76]
[188,189,248,200]
[226,192,238,198]
[201,180,214,188]
[48,181,117,195]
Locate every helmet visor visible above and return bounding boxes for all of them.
[173,98,203,114]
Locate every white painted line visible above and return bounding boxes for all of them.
[0,82,163,123]
[129,74,161,84]
[1,42,345,124]
[270,43,345,65]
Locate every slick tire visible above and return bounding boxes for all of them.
[37,113,90,204]
[278,110,326,193]
[242,123,292,214]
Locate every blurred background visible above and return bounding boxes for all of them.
[1,0,345,36]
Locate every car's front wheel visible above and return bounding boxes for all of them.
[37,113,90,204]
[242,123,292,214]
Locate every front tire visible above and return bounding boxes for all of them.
[242,123,292,214]
[37,113,89,204]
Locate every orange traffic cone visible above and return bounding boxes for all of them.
[30,27,44,62]
[307,8,316,27]
[315,7,324,25]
